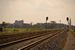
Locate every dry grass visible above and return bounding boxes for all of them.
[0,29,59,44]
[69,29,75,37]
[0,28,44,35]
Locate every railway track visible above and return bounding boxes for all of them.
[18,30,66,50]
[0,29,66,50]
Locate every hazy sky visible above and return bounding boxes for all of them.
[0,0,75,25]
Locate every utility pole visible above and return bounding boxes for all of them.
[59,20,61,24]
[69,18,71,29]
[59,20,61,29]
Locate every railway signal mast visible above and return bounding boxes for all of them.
[46,17,48,29]
[46,17,48,23]
[66,17,71,30]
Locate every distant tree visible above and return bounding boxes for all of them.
[0,27,3,32]
[0,22,6,32]
[2,21,6,28]
[1,21,7,31]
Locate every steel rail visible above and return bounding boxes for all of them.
[0,30,59,48]
[18,31,64,50]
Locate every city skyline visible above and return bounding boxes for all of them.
[0,0,75,25]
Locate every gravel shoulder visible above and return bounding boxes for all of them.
[63,31,75,50]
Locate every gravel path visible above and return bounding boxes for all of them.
[63,32,75,50]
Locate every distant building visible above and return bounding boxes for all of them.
[13,20,31,28]
[0,20,74,29]
[50,21,56,24]
[14,20,24,25]
[14,20,24,28]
